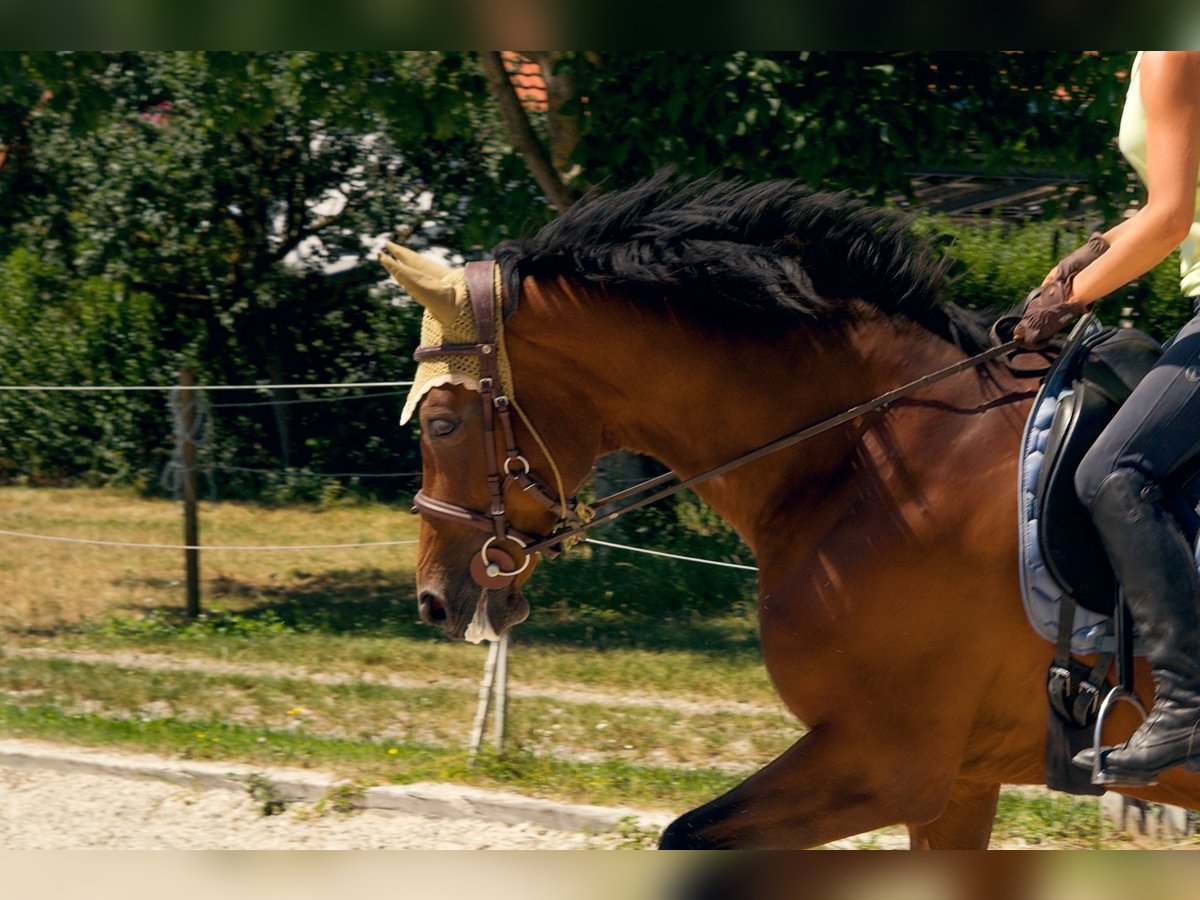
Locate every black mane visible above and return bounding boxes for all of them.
[493,171,991,353]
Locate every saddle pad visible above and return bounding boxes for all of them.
[1018,321,1200,655]
[1018,365,1115,655]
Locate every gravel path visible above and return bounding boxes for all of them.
[0,737,672,849]
[0,766,621,849]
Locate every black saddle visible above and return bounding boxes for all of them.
[1035,325,1195,615]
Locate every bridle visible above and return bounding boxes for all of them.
[413,260,1025,590]
[411,261,589,589]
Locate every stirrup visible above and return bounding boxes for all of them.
[1085,586,1152,785]
[1088,684,1151,786]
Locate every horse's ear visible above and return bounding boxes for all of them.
[379,241,464,326]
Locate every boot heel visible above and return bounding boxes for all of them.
[1185,758,1200,773]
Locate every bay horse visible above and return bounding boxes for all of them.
[382,173,1200,849]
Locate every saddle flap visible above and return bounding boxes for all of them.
[1035,326,1164,614]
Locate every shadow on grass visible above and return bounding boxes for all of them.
[87,553,763,659]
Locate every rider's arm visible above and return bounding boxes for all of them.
[1070,51,1200,307]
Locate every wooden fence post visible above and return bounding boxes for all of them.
[492,633,508,751]
[180,364,201,618]
[468,640,500,762]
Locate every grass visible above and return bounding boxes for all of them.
[0,486,773,704]
[992,790,1106,848]
[0,485,420,632]
[0,653,799,770]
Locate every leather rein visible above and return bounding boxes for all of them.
[413,260,1023,589]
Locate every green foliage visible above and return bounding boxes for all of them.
[935,218,1193,339]
[0,248,169,485]
[91,608,294,642]
[567,52,1135,216]
[992,790,1102,847]
[0,52,465,498]
[245,773,288,816]
[316,782,367,816]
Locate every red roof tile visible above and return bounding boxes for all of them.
[501,51,548,112]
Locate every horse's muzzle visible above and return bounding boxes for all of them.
[417,582,530,642]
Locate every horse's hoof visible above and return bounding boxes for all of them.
[658,818,702,850]
[658,813,722,849]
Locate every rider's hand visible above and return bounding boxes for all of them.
[1015,233,1108,348]
[1014,281,1088,348]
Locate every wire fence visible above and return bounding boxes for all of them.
[0,528,419,552]
[0,380,415,392]
[0,377,758,571]
[0,374,758,755]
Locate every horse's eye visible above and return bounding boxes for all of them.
[428,418,458,438]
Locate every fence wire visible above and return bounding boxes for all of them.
[0,381,414,392]
[0,378,753,569]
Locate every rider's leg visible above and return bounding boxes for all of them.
[1072,310,1200,783]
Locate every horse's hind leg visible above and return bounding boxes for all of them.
[906,778,1001,850]
[658,722,964,849]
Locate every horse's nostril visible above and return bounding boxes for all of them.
[418,590,447,623]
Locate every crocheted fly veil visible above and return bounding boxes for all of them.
[378,243,514,425]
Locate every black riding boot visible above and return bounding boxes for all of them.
[1072,469,1200,785]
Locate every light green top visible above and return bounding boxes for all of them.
[1117,50,1200,297]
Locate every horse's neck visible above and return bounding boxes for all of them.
[508,284,1027,560]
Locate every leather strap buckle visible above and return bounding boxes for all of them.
[1048,664,1072,695]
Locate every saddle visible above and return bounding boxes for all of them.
[1019,319,1200,794]
[1034,325,1171,614]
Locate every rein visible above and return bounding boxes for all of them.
[412,260,1023,587]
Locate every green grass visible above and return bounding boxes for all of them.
[0,654,798,770]
[41,605,776,706]
[0,701,741,811]
[992,790,1104,848]
[1,485,773,706]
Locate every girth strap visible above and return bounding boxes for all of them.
[1048,595,1114,728]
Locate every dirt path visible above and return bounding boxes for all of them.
[6,646,788,718]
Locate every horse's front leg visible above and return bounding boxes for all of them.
[658,720,964,849]
[906,778,1001,849]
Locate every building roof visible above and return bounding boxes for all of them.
[501,51,548,113]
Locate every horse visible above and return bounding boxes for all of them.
[381,173,1200,849]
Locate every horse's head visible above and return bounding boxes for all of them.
[410,382,548,641]
[382,243,596,642]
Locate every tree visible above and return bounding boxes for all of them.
[0,51,553,491]
[1,51,1173,494]
[485,51,1137,220]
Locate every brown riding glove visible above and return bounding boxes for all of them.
[1014,232,1109,348]
[1051,231,1110,285]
